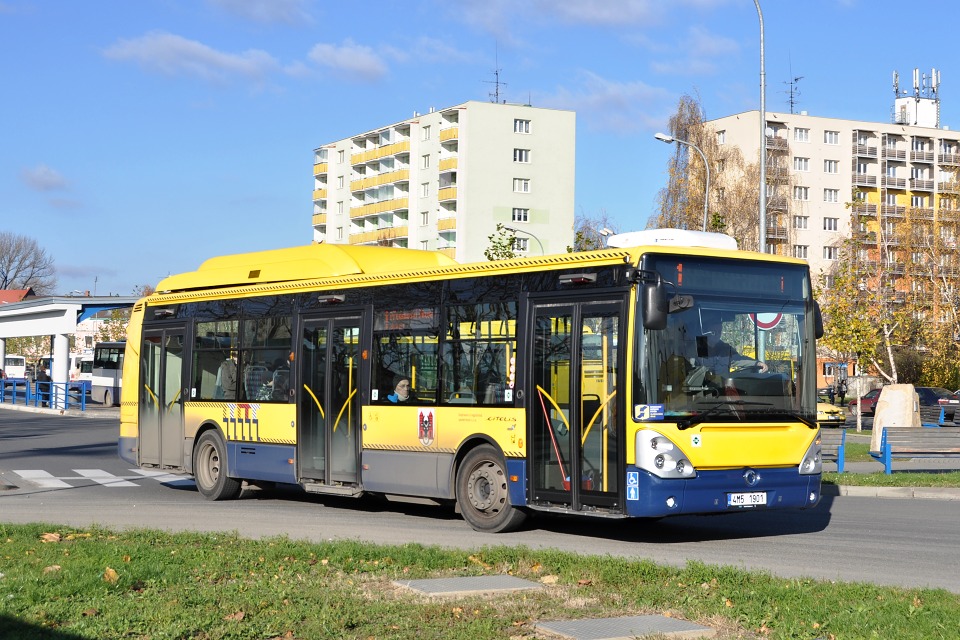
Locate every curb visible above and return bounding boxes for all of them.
[831,484,960,500]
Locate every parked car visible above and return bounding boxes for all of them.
[847,387,883,416]
[916,386,959,422]
[817,401,845,427]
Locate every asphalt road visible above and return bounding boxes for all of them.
[2,408,959,593]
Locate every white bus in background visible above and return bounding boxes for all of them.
[3,355,26,379]
[92,341,125,406]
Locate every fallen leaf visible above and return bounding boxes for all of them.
[103,567,119,584]
[224,611,245,622]
[43,565,61,574]
[725,598,734,608]
[468,554,492,569]
[540,575,559,585]
[82,608,98,617]
[41,533,61,543]
[577,579,592,586]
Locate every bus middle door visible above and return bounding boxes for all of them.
[139,324,188,469]
[528,299,623,513]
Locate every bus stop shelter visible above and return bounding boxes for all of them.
[0,295,139,408]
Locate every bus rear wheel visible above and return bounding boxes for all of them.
[456,444,526,533]
[194,431,242,500]
[104,389,113,407]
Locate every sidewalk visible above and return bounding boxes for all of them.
[0,401,119,419]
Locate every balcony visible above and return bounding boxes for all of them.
[313,162,329,175]
[439,157,458,172]
[349,225,410,245]
[937,181,960,193]
[766,225,788,241]
[438,187,457,202]
[852,230,877,244]
[853,144,878,158]
[938,153,960,165]
[349,197,410,219]
[350,169,411,193]
[767,195,788,211]
[912,208,935,221]
[440,127,459,142]
[882,176,906,189]
[312,213,327,226]
[312,188,328,201]
[909,178,934,191]
[766,136,788,151]
[852,173,877,187]
[350,140,411,166]
[852,203,878,217]
[765,165,790,183]
[437,217,457,231]
[880,204,905,217]
[938,209,960,222]
[910,150,935,163]
[882,148,906,161]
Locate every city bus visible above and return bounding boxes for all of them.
[92,341,125,406]
[118,230,825,532]
[3,355,26,379]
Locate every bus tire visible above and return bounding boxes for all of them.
[455,444,526,533]
[104,389,113,407]
[194,431,242,501]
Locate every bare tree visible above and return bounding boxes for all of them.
[0,232,57,295]
[569,208,620,252]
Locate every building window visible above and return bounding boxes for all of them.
[337,201,344,214]
[422,125,431,141]
[421,240,429,250]
[824,130,840,144]
[823,246,839,260]
[512,207,529,222]
[824,159,839,174]
[793,186,809,201]
[421,182,429,197]
[514,119,531,134]
[793,157,809,171]
[421,211,429,226]
[338,150,345,163]
[793,245,808,259]
[793,215,808,229]
[823,275,835,289]
[717,130,726,145]
[337,175,344,189]
[336,226,343,240]
[912,195,927,207]
[513,148,530,163]
[794,127,809,142]
[824,217,839,231]
[513,237,529,252]
[854,191,866,201]
[421,154,430,169]
[513,178,530,193]
[824,189,839,203]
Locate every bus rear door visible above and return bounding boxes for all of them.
[139,325,188,469]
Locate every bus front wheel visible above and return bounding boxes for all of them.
[104,389,113,407]
[456,444,526,533]
[194,431,242,500]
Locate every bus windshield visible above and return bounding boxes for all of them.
[639,256,816,428]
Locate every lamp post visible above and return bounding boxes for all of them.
[755,0,767,252]
[654,132,710,232]
[504,226,544,255]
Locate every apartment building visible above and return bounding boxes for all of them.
[707,74,959,283]
[312,101,575,261]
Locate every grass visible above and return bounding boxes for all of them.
[821,439,960,487]
[1,524,959,640]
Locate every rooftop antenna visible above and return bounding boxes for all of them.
[783,60,803,114]
[484,43,507,103]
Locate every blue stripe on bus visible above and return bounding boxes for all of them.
[623,466,820,518]
[506,458,527,507]
[227,442,298,484]
[118,436,137,465]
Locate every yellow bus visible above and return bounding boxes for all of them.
[118,230,825,532]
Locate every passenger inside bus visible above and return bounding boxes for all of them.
[386,375,415,403]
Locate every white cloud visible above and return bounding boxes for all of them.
[382,37,478,65]
[533,0,663,26]
[648,26,740,76]
[539,71,674,133]
[307,39,387,82]
[103,31,279,83]
[21,165,68,191]
[207,0,314,25]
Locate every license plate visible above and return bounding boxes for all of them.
[728,491,767,507]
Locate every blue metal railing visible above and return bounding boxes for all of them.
[0,379,88,411]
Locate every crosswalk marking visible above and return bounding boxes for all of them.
[11,469,195,489]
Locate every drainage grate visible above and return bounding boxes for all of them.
[536,614,716,640]
[393,575,542,597]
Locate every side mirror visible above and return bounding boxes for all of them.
[813,301,824,339]
[642,281,668,330]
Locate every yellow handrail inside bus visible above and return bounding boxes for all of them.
[581,390,616,445]
[143,384,159,409]
[166,388,182,412]
[332,388,358,435]
[301,384,325,419]
[535,384,571,438]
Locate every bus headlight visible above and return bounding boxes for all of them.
[636,430,697,479]
[799,435,823,475]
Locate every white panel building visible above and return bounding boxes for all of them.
[312,101,576,261]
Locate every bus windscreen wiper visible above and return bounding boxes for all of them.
[677,400,771,430]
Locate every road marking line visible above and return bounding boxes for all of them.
[73,469,139,487]
[12,470,71,488]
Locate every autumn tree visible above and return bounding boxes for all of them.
[649,94,762,250]
[0,231,57,295]
[568,209,620,252]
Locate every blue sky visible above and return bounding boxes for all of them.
[3,0,958,297]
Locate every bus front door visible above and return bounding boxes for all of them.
[139,326,187,469]
[297,314,364,488]
[529,300,622,512]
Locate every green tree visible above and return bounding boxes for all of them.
[484,223,518,261]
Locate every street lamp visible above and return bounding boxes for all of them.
[654,132,710,232]
[755,0,767,252]
[504,226,544,255]
[599,227,613,247]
